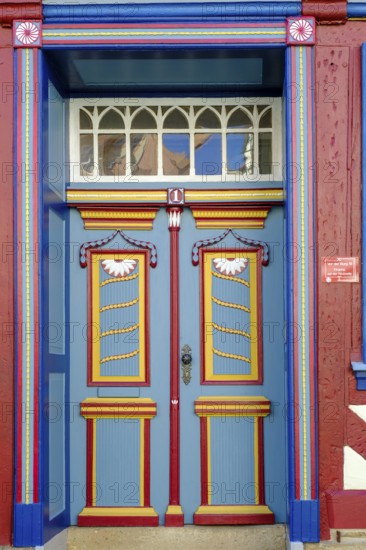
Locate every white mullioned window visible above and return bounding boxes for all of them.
[69,98,282,183]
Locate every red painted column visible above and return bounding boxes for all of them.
[0,24,14,546]
[165,207,184,526]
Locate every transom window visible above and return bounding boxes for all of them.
[69,98,282,182]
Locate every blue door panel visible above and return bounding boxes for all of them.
[68,203,286,524]
[179,206,286,522]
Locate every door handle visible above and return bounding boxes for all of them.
[181,344,192,385]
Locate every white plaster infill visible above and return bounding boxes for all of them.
[349,404,366,423]
[344,445,366,490]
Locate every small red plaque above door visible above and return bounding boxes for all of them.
[321,257,359,283]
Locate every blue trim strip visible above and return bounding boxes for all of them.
[285,46,296,506]
[14,503,43,547]
[348,4,366,18]
[290,500,320,543]
[43,2,301,24]
[350,44,366,390]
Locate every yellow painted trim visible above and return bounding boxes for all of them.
[212,296,250,313]
[80,398,157,419]
[207,417,212,505]
[166,505,184,515]
[195,396,271,417]
[84,222,154,230]
[100,273,138,286]
[185,189,284,202]
[101,324,139,338]
[81,210,157,219]
[192,210,270,219]
[100,298,139,312]
[83,414,156,420]
[212,322,250,339]
[203,251,258,382]
[100,349,139,364]
[140,420,144,507]
[299,47,308,500]
[196,396,269,402]
[67,189,167,202]
[92,419,97,506]
[79,506,158,517]
[91,252,146,383]
[195,505,273,515]
[196,220,265,229]
[24,48,31,504]
[212,347,251,363]
[82,397,155,404]
[212,270,250,287]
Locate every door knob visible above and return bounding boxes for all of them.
[181,344,192,385]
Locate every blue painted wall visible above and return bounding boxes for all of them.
[41,64,71,541]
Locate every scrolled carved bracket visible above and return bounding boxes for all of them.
[191,229,269,267]
[79,229,158,268]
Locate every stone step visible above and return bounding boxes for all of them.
[67,525,286,550]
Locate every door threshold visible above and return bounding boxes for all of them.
[67,524,286,550]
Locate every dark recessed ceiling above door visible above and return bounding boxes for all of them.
[44,47,285,95]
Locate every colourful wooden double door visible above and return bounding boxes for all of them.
[68,196,286,526]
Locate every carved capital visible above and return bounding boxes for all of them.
[167,207,183,231]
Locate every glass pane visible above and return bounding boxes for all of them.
[163,109,189,129]
[194,134,222,176]
[131,109,157,130]
[227,133,254,175]
[80,134,94,176]
[259,110,272,128]
[99,109,124,130]
[163,134,190,175]
[196,109,221,129]
[98,134,126,176]
[259,132,272,174]
[257,105,269,115]
[131,133,158,175]
[80,110,92,130]
[227,109,253,130]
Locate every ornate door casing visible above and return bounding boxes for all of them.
[12,14,319,546]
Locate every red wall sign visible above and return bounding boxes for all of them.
[321,257,359,283]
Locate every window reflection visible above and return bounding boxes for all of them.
[164,109,189,129]
[227,133,254,175]
[195,134,222,176]
[259,132,272,174]
[163,134,190,176]
[98,134,126,176]
[80,134,94,176]
[131,134,158,176]
[99,109,125,130]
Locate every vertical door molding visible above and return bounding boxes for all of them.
[13,20,43,548]
[165,206,185,526]
[286,17,319,543]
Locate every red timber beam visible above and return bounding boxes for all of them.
[0,1,42,27]
[302,0,347,24]
[165,207,184,526]
[0,1,42,544]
